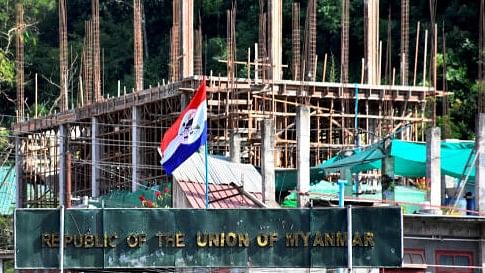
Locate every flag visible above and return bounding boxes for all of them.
[159,80,207,174]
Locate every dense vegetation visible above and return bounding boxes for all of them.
[0,215,12,250]
[0,0,482,139]
[0,215,13,273]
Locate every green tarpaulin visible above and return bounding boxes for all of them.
[282,181,426,213]
[319,147,384,174]
[275,167,324,192]
[389,140,426,177]
[319,139,475,181]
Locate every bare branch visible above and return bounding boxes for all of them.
[48,96,61,115]
[39,73,60,89]
[1,22,36,54]
[37,74,62,115]
[1,91,15,104]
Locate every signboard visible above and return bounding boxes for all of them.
[15,207,402,269]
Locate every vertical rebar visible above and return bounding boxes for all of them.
[292,2,300,81]
[429,0,437,126]
[16,4,24,122]
[383,7,393,136]
[442,22,449,137]
[92,0,101,101]
[226,3,237,130]
[82,23,90,104]
[59,0,68,111]
[304,0,316,82]
[340,0,349,83]
[401,0,409,85]
[170,0,181,82]
[367,0,379,85]
[258,0,267,81]
[134,0,143,91]
[363,1,368,84]
[413,21,420,86]
[169,27,174,81]
[194,14,203,76]
[479,0,485,113]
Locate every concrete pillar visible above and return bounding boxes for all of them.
[91,117,100,197]
[381,138,395,201]
[181,0,193,78]
[230,132,241,163]
[269,0,282,81]
[261,119,275,205]
[297,106,311,207]
[426,127,441,208]
[476,113,485,213]
[15,136,23,208]
[132,106,141,192]
[58,124,66,206]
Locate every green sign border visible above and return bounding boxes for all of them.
[15,207,403,269]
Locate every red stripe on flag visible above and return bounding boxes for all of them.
[160,79,207,153]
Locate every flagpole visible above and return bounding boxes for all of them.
[203,76,209,209]
[204,143,209,208]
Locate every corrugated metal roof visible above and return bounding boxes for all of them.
[172,152,262,193]
[177,180,263,208]
[0,166,15,215]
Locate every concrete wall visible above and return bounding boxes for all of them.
[404,216,483,272]
[404,239,478,273]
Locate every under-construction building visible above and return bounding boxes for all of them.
[13,0,439,208]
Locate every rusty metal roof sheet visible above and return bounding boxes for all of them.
[177,180,263,208]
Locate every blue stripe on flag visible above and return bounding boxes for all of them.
[162,122,207,175]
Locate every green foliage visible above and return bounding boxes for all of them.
[206,37,227,76]
[26,102,49,118]
[437,115,464,140]
[441,44,479,139]
[317,0,341,34]
[201,0,224,16]
[0,128,11,155]
[0,50,14,86]
[3,260,13,273]
[0,215,13,250]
